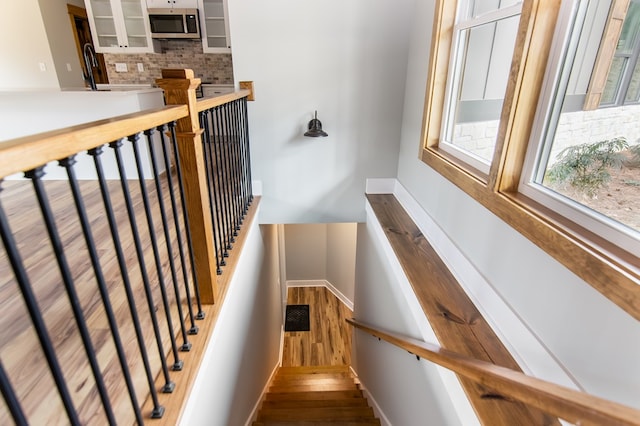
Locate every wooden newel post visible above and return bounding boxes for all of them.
[156,68,218,304]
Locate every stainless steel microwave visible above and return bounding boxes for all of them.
[148,8,200,39]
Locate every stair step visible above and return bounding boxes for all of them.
[265,390,364,401]
[276,365,351,375]
[254,421,380,426]
[272,372,354,384]
[268,382,360,393]
[260,398,368,409]
[257,406,376,421]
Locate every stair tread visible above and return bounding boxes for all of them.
[269,383,360,393]
[265,390,364,401]
[258,406,375,421]
[254,421,380,426]
[277,365,351,374]
[261,398,369,409]
[273,372,354,383]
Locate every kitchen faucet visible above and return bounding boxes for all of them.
[82,43,98,91]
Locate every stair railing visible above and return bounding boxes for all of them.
[0,69,255,424]
[347,318,640,426]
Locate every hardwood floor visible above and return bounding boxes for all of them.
[0,177,197,425]
[282,287,353,367]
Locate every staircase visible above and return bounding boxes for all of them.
[253,365,381,425]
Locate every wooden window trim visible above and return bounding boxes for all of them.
[420,0,640,321]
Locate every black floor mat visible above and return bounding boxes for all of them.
[284,304,310,332]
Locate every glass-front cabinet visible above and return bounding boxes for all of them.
[85,0,158,53]
[199,0,231,53]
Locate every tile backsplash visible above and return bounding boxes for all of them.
[103,40,233,85]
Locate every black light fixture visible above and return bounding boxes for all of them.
[304,110,328,137]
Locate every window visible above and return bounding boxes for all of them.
[522,0,640,254]
[421,0,640,320]
[440,1,522,174]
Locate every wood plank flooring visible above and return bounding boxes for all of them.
[0,176,198,425]
[282,287,353,367]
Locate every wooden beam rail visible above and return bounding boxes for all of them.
[348,318,640,426]
[0,105,188,180]
[196,89,251,113]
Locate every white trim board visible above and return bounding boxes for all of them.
[286,280,354,311]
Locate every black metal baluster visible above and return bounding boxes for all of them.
[110,140,175,393]
[242,97,254,203]
[25,166,116,424]
[219,105,236,249]
[0,191,80,425]
[143,129,191,351]
[199,111,224,274]
[59,155,143,424]
[168,122,205,319]
[128,134,183,370]
[0,360,27,426]
[235,99,248,216]
[156,124,198,334]
[236,99,248,218]
[88,147,164,418]
[214,106,232,253]
[223,102,240,237]
[240,98,251,211]
[230,100,243,227]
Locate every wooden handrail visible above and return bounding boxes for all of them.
[196,89,251,113]
[0,105,188,179]
[347,318,640,426]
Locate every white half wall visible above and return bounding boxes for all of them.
[228,0,416,223]
[179,222,283,425]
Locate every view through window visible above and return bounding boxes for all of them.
[522,0,640,253]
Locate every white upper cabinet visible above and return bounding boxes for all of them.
[198,0,231,53]
[85,0,158,53]
[146,0,198,9]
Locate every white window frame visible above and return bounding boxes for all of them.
[520,0,640,255]
[440,1,524,175]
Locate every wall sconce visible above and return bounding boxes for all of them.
[304,111,328,137]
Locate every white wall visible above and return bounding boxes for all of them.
[396,0,640,409]
[326,223,357,302]
[38,0,87,89]
[284,223,357,303]
[228,0,415,224]
[180,222,283,425]
[0,0,59,89]
[284,224,327,280]
[353,220,462,425]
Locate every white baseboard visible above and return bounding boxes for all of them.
[244,362,279,426]
[349,366,392,426]
[286,280,354,310]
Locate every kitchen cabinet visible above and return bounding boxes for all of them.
[198,0,231,53]
[146,0,197,9]
[85,0,158,53]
